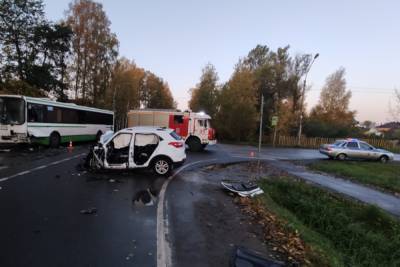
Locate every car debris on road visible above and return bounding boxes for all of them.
[221,180,264,197]
[80,207,98,215]
[230,246,284,267]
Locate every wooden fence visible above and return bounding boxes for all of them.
[262,135,400,153]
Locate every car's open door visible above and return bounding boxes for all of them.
[104,132,133,169]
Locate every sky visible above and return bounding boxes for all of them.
[43,0,400,124]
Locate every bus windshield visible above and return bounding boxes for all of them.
[0,97,25,125]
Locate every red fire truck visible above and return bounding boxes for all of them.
[127,109,216,151]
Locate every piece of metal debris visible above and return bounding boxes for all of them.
[80,207,98,215]
[221,180,264,197]
[230,246,284,267]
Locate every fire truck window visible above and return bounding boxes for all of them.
[174,115,183,124]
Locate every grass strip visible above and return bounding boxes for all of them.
[258,176,400,267]
[307,161,400,194]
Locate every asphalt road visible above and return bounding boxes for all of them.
[0,143,398,267]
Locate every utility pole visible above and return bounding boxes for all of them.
[297,53,319,146]
[258,94,264,155]
[272,92,279,147]
[112,87,117,131]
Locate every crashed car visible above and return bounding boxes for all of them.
[319,138,394,163]
[86,126,186,175]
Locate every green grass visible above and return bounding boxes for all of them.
[258,177,400,267]
[307,161,400,194]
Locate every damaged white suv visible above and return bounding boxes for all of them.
[87,126,186,176]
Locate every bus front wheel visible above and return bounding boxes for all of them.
[49,132,61,148]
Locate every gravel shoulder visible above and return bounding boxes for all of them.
[166,162,286,267]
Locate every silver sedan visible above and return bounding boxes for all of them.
[319,139,395,163]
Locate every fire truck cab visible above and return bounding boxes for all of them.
[127,109,216,152]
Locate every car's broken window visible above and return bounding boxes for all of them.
[112,133,132,149]
[135,134,158,146]
[134,134,159,165]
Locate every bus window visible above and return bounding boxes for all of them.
[46,106,61,123]
[28,103,45,123]
[61,109,79,123]
[0,97,25,125]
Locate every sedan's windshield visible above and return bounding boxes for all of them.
[0,97,25,125]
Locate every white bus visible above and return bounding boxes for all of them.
[0,95,113,147]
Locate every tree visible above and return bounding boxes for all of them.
[241,45,312,136]
[140,71,175,109]
[0,0,72,98]
[215,66,258,141]
[109,58,144,130]
[305,68,357,137]
[389,89,400,121]
[0,0,45,81]
[362,120,374,129]
[188,63,219,118]
[66,0,118,107]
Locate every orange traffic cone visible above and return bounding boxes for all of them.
[68,140,73,152]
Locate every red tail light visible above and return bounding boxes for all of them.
[168,142,184,148]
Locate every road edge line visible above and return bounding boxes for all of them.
[0,153,86,183]
[156,158,217,267]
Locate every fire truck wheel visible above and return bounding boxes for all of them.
[187,137,203,152]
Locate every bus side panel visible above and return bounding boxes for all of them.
[28,123,112,144]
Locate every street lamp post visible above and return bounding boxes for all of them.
[297,53,319,146]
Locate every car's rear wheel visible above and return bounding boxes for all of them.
[153,157,172,176]
[337,153,347,161]
[379,155,389,163]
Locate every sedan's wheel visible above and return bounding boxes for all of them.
[154,159,171,176]
[379,155,389,163]
[337,153,347,161]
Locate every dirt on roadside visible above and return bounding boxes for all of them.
[168,161,312,267]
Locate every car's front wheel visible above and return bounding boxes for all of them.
[336,153,347,161]
[379,155,389,163]
[153,158,172,176]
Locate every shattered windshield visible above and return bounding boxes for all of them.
[0,97,25,125]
